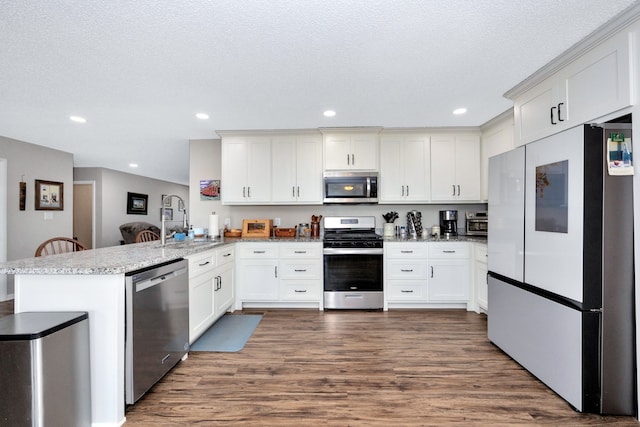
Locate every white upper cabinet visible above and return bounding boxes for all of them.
[221,135,272,204]
[430,134,481,202]
[221,131,322,205]
[271,133,323,204]
[322,129,380,171]
[510,29,633,146]
[379,133,430,203]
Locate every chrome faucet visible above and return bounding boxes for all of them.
[161,194,188,246]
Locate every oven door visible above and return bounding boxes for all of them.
[323,248,383,291]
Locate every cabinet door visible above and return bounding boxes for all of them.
[514,80,560,146]
[428,259,470,301]
[189,270,216,343]
[379,137,405,202]
[295,137,323,203]
[350,134,378,170]
[455,135,481,200]
[403,136,430,201]
[214,262,234,315]
[565,30,632,128]
[246,140,271,202]
[324,134,351,169]
[221,139,249,203]
[475,259,488,311]
[271,137,297,203]
[239,260,279,301]
[430,135,457,201]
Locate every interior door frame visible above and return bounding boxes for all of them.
[73,180,96,249]
[0,159,7,300]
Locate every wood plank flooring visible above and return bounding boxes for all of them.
[0,301,637,425]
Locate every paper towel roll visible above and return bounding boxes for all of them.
[209,214,220,237]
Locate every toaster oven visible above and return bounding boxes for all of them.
[465,211,488,236]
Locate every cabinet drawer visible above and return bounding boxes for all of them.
[279,280,322,300]
[474,243,487,263]
[387,281,427,301]
[428,243,470,258]
[215,245,235,265]
[188,250,215,277]
[279,260,322,280]
[386,260,427,279]
[238,245,278,258]
[385,244,427,258]
[279,244,322,258]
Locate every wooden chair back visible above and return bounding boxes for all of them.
[35,237,88,257]
[135,230,160,243]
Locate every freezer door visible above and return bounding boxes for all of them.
[488,147,525,281]
[488,276,599,412]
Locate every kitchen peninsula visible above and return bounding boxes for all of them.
[0,239,230,427]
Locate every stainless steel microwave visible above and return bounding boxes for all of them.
[323,171,378,204]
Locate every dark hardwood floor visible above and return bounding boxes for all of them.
[1,301,637,425]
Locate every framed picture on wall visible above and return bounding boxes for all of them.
[162,194,172,207]
[35,179,64,210]
[127,192,148,215]
[161,207,173,221]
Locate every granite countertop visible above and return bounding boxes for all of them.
[0,237,324,275]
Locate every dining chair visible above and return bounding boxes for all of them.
[35,237,88,257]
[135,230,161,243]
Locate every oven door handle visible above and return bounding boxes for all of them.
[323,248,383,255]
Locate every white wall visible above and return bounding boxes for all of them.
[74,167,188,247]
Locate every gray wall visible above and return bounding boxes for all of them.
[74,167,188,248]
[1,135,74,260]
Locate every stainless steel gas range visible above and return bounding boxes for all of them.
[323,216,383,309]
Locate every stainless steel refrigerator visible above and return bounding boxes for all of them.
[488,120,636,415]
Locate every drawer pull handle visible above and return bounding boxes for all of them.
[223,253,231,257]
[400,250,413,254]
[294,289,307,293]
[401,269,413,272]
[198,261,211,266]
[442,250,456,253]
[253,250,266,254]
[401,290,414,293]
[294,251,307,254]
[294,269,307,272]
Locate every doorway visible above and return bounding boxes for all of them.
[73,181,95,249]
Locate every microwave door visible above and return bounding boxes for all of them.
[327,179,366,198]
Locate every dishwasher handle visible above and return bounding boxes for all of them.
[135,266,188,292]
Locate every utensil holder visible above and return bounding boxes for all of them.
[383,223,395,237]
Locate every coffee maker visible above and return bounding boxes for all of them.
[439,210,458,238]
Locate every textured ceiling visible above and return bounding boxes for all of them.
[1,0,638,185]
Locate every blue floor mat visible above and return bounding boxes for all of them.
[190,314,262,352]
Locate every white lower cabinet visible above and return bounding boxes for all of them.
[187,245,236,344]
[236,242,323,310]
[428,243,470,303]
[385,241,472,310]
[385,243,428,305]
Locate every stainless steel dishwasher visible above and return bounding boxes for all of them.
[125,258,189,405]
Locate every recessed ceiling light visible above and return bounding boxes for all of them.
[69,115,87,123]
[129,163,138,168]
[195,113,209,120]
[453,108,467,115]
[323,110,336,117]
